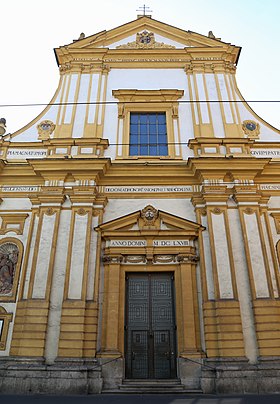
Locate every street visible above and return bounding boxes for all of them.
[1,394,280,404]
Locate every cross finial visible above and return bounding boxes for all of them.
[137,4,152,17]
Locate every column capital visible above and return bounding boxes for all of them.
[232,184,263,204]
[28,187,66,206]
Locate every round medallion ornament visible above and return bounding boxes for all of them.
[242,120,260,138]
[245,122,256,131]
[37,120,56,140]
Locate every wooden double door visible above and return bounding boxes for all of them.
[125,272,177,379]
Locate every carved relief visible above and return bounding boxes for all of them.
[102,253,199,265]
[124,255,146,264]
[244,207,254,215]
[141,205,158,226]
[177,254,199,263]
[116,30,176,49]
[37,120,56,140]
[77,208,88,216]
[153,255,175,263]
[103,255,123,264]
[45,207,55,216]
[242,120,260,139]
[0,242,19,296]
[212,208,222,215]
[59,63,72,73]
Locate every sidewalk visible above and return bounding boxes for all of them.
[1,394,280,404]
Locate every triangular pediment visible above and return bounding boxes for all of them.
[96,205,204,235]
[57,16,235,54]
[55,16,241,69]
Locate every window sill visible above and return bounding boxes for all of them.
[116,156,183,160]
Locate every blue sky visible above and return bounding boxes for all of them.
[1,0,280,133]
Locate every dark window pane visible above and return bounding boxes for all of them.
[159,144,168,155]
[157,114,166,124]
[130,124,138,135]
[140,145,148,155]
[141,134,148,144]
[158,125,167,135]
[149,125,157,135]
[130,114,139,124]
[150,145,157,155]
[140,114,148,124]
[149,114,157,124]
[140,126,148,135]
[158,134,167,143]
[130,134,138,145]
[129,112,167,156]
[150,134,157,144]
[130,145,138,155]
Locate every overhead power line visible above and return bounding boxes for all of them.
[0,100,279,108]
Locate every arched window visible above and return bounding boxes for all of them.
[0,239,23,302]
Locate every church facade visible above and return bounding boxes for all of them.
[1,16,280,394]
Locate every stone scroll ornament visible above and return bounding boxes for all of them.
[0,243,19,295]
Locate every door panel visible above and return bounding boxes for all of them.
[131,330,149,379]
[125,272,177,379]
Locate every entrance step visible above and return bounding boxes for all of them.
[109,379,202,394]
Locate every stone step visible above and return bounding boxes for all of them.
[119,388,185,393]
[102,379,203,394]
[103,387,203,394]
[123,378,182,385]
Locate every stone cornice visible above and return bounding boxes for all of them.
[188,157,270,182]
[112,89,184,102]
[28,158,111,183]
[56,47,239,71]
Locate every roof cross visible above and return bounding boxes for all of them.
[136,4,152,16]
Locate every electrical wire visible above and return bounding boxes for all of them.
[0,99,279,108]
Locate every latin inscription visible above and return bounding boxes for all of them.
[153,240,190,247]
[110,240,147,247]
[105,186,193,193]
[1,186,39,192]
[109,240,190,247]
[260,184,280,191]
[251,149,280,158]
[6,149,47,159]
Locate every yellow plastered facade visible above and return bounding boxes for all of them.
[1,15,280,393]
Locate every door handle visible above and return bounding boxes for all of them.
[164,351,174,357]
